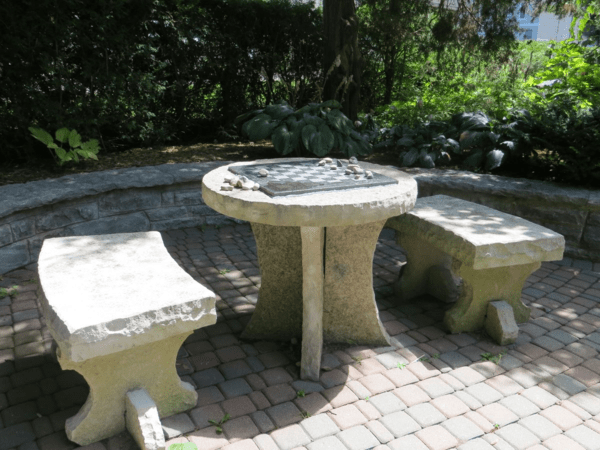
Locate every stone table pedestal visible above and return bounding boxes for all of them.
[202,158,417,380]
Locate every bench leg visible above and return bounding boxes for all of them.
[300,227,325,381]
[444,261,539,333]
[393,233,453,301]
[57,332,196,446]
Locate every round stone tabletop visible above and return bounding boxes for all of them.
[202,158,418,227]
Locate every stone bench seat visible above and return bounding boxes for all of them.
[386,195,565,335]
[37,232,217,449]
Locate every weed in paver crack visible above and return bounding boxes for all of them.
[300,411,311,419]
[296,390,306,398]
[0,285,18,299]
[208,413,231,434]
[352,355,364,365]
[397,362,407,369]
[219,269,231,275]
[481,350,507,365]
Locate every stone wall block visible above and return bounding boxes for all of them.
[145,206,188,222]
[28,229,66,265]
[64,213,150,236]
[0,224,13,247]
[150,217,205,232]
[11,218,36,241]
[36,203,98,232]
[0,241,30,274]
[188,205,217,216]
[582,225,600,250]
[173,189,203,206]
[588,211,600,226]
[160,191,175,207]
[99,190,161,216]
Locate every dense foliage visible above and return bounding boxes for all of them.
[0,0,322,162]
[236,100,372,157]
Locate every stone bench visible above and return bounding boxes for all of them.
[37,232,217,449]
[386,195,565,335]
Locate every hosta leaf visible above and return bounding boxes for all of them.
[396,137,414,147]
[321,99,343,110]
[301,124,318,152]
[438,151,451,165]
[445,138,461,154]
[460,131,491,150]
[29,127,54,146]
[459,112,491,131]
[326,109,353,136]
[303,113,325,128]
[401,148,419,167]
[272,124,295,155]
[340,136,361,158]
[54,147,68,160]
[462,150,485,169]
[68,130,82,148]
[374,139,394,150]
[234,109,263,126]
[419,149,435,168]
[245,114,278,141]
[264,104,295,120]
[55,128,70,144]
[499,140,517,154]
[485,149,505,171]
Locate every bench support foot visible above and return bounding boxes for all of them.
[58,332,196,446]
[444,261,538,333]
[126,389,166,450]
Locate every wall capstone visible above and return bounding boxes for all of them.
[0,162,598,275]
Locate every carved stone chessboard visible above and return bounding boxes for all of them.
[228,159,398,197]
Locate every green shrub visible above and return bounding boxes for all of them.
[236,100,372,158]
[29,127,99,166]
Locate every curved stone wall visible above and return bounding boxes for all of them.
[1,162,598,275]
[0,162,241,274]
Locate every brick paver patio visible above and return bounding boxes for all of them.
[1,223,600,450]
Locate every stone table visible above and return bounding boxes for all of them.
[202,158,417,380]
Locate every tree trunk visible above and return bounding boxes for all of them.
[323,0,363,121]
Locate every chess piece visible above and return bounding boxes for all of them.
[365,171,373,179]
[349,156,358,164]
[229,176,240,186]
[221,185,233,191]
[330,164,337,170]
[252,183,260,191]
[259,169,269,177]
[336,159,343,167]
[324,157,333,163]
[345,169,352,175]
[352,166,364,174]
[318,159,327,166]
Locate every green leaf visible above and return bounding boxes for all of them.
[321,99,343,110]
[245,114,278,141]
[419,149,435,168]
[401,148,419,167]
[463,150,485,169]
[55,128,70,144]
[445,138,460,154]
[460,131,491,150]
[264,104,295,121]
[326,109,353,136]
[272,124,296,156]
[302,113,325,128]
[29,127,54,146]
[54,147,68,161]
[485,149,505,171]
[68,130,82,149]
[301,124,318,153]
[234,109,263,126]
[313,123,335,156]
[396,137,414,147]
[80,139,100,154]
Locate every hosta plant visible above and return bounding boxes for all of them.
[376,110,544,172]
[29,127,100,166]
[235,100,372,158]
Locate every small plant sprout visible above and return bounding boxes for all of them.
[29,127,100,166]
[209,413,231,434]
[219,268,231,275]
[352,355,363,365]
[300,411,311,419]
[396,362,406,369]
[297,390,306,398]
[419,356,430,363]
[432,353,440,359]
[494,423,500,430]
[481,350,507,365]
[365,396,370,401]
[0,286,19,299]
